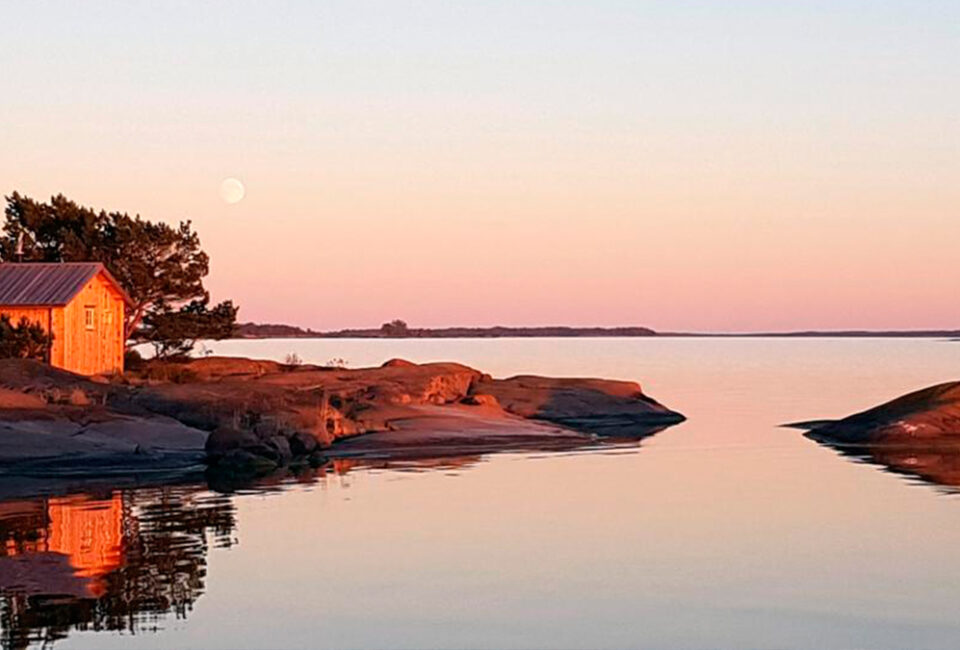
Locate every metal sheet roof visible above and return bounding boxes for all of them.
[0,263,130,306]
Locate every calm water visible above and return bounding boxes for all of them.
[3,337,960,649]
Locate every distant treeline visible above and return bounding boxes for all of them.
[235,321,960,340]
[235,322,324,338]
[235,321,657,339]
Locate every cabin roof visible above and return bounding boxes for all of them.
[0,262,133,307]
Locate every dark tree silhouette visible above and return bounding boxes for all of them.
[0,315,52,361]
[380,319,409,337]
[1,193,237,356]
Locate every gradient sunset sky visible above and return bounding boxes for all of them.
[2,1,957,332]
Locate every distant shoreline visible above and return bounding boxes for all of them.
[235,322,960,340]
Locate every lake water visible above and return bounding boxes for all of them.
[3,337,960,649]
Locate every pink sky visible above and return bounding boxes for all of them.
[2,2,957,332]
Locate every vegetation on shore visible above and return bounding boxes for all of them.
[236,319,658,339]
[0,314,52,360]
[1,193,238,358]
[237,320,960,340]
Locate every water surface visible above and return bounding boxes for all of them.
[3,338,960,649]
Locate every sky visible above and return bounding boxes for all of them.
[1,1,957,332]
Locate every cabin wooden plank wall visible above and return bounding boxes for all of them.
[0,272,126,376]
[60,274,125,375]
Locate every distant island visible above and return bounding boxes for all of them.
[235,320,960,339]
[235,322,326,338]
[235,320,657,339]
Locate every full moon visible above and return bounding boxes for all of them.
[219,178,245,204]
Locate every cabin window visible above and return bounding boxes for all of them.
[84,306,96,330]
[103,311,113,328]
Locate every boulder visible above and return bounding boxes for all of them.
[382,358,416,368]
[267,435,293,464]
[289,431,319,456]
[461,393,500,407]
[205,426,260,457]
[67,389,91,406]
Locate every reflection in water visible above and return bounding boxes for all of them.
[0,430,662,649]
[330,455,485,475]
[0,486,235,650]
[0,459,494,649]
[807,435,960,494]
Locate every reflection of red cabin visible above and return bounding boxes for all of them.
[0,263,132,375]
[0,494,125,598]
[46,494,125,597]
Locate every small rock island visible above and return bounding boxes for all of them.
[798,381,960,444]
[0,356,685,480]
[795,381,960,489]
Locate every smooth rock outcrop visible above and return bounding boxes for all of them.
[475,375,685,437]
[0,356,685,476]
[794,381,960,491]
[123,359,486,443]
[800,381,960,444]
[0,410,207,475]
[328,404,588,459]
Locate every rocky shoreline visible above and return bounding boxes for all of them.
[791,381,960,445]
[789,381,960,489]
[0,357,685,481]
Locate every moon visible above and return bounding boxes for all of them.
[219,178,245,204]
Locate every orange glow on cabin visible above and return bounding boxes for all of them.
[0,264,127,376]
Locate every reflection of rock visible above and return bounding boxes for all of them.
[799,381,960,444]
[808,439,960,492]
[864,441,960,489]
[795,381,960,492]
[0,485,235,648]
[330,454,485,475]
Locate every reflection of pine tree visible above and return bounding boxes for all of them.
[0,485,236,649]
[93,487,236,632]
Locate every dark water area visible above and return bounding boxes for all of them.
[3,337,960,649]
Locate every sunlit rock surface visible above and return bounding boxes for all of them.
[475,374,685,437]
[0,357,685,475]
[795,381,960,491]
[800,381,960,444]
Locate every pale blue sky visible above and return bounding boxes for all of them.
[2,1,958,330]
